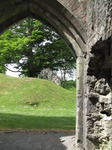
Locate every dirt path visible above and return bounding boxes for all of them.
[0,131,76,150]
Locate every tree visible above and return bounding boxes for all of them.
[0,18,76,78]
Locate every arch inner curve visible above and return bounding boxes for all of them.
[0,0,87,57]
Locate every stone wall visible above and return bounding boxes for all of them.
[85,1,112,149]
[87,0,112,48]
[85,38,112,150]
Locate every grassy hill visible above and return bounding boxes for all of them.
[0,73,76,130]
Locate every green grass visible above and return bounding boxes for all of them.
[0,73,76,130]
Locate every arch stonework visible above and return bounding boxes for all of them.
[0,0,111,150]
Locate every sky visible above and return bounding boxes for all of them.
[6,64,20,78]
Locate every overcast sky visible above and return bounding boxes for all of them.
[6,64,20,78]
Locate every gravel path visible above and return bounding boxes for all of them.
[0,131,76,150]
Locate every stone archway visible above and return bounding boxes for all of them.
[0,1,87,149]
[0,0,112,150]
[0,0,87,56]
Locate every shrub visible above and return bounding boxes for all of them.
[62,80,76,90]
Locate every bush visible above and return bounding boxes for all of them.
[62,80,76,90]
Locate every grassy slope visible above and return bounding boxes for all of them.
[0,74,76,130]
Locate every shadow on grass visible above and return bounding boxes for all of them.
[0,113,75,130]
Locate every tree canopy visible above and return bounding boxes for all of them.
[0,18,76,78]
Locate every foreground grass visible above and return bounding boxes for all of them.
[0,74,76,130]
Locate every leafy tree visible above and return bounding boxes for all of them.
[0,18,76,79]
